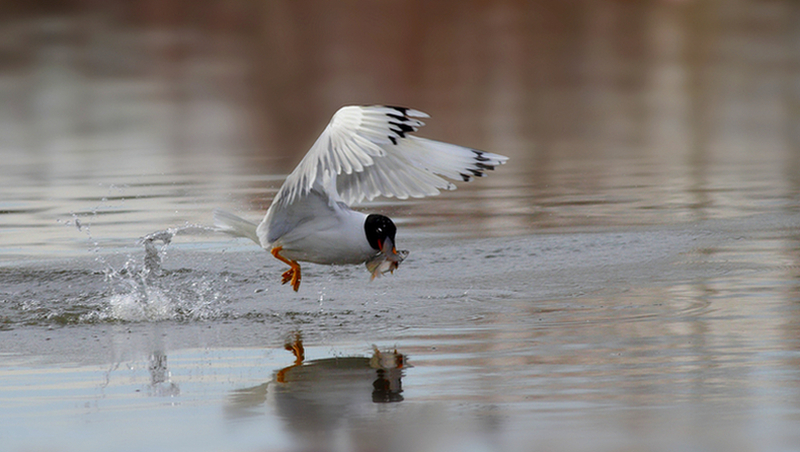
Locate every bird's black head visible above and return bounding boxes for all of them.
[365,214,397,251]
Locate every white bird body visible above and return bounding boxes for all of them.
[214,105,508,291]
[257,188,373,265]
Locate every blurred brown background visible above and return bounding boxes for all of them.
[4,0,797,162]
[2,0,799,246]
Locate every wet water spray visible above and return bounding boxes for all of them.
[139,225,218,276]
[101,224,224,322]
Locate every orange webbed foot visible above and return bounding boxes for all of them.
[281,266,302,291]
[281,268,294,285]
[272,246,302,292]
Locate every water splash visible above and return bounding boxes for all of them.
[100,224,226,322]
[139,225,219,276]
[0,223,234,327]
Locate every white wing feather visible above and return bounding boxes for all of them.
[271,105,509,208]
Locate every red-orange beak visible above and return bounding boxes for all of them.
[379,237,398,256]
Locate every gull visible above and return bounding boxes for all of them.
[214,105,508,291]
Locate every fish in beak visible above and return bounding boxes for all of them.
[366,237,409,280]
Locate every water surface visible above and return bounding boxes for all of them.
[2,1,800,451]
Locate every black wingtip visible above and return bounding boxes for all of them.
[473,150,491,162]
[390,122,415,133]
[389,106,409,115]
[385,107,421,144]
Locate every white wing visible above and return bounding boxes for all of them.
[271,105,509,208]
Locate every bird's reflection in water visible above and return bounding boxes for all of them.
[227,333,406,429]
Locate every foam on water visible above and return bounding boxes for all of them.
[106,289,173,322]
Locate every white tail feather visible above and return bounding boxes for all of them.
[213,209,260,245]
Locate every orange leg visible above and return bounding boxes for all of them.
[285,333,305,365]
[271,246,302,291]
[276,332,305,383]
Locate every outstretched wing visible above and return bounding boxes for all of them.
[272,105,509,208]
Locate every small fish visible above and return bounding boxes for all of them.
[365,237,409,280]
